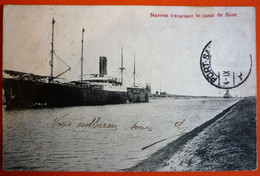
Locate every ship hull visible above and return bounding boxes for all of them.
[127,87,150,103]
[3,78,128,109]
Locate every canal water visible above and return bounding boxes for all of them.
[2,98,239,171]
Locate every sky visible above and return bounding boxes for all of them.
[3,6,256,97]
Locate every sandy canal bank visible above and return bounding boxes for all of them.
[124,97,256,171]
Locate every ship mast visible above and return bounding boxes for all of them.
[48,18,71,82]
[133,54,136,87]
[50,18,55,81]
[119,46,125,84]
[80,28,85,81]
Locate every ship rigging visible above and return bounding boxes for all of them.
[49,18,71,82]
[2,18,150,109]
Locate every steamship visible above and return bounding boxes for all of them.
[2,18,130,109]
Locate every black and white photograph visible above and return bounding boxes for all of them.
[2,5,256,171]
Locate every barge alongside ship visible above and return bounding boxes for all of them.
[2,18,150,109]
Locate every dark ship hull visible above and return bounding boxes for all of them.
[3,78,128,109]
[127,86,150,103]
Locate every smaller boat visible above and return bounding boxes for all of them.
[127,54,151,102]
[223,90,232,98]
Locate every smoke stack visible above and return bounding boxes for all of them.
[99,56,107,77]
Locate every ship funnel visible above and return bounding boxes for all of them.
[99,56,107,77]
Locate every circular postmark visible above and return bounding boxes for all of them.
[200,41,252,89]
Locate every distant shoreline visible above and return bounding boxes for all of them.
[150,96,242,99]
[124,96,256,171]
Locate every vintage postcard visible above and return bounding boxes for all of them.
[2,5,256,172]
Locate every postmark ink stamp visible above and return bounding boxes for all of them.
[200,41,252,90]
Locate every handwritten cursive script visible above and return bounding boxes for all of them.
[130,122,152,131]
[52,114,117,130]
[175,119,187,136]
[51,114,72,128]
[141,119,187,150]
[77,117,118,130]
